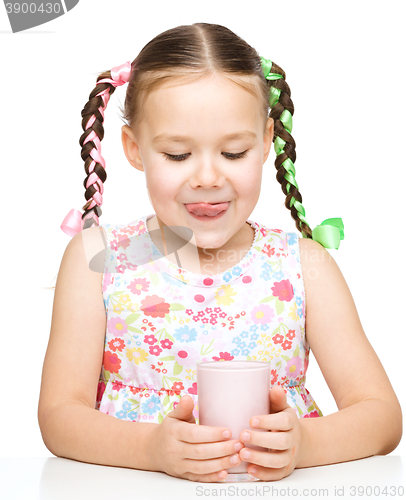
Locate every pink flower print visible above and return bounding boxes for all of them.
[102,273,113,292]
[286,329,296,340]
[270,369,278,385]
[172,381,185,394]
[126,261,138,271]
[112,380,124,391]
[284,356,302,379]
[281,340,292,351]
[212,352,234,361]
[141,295,170,318]
[263,243,275,258]
[175,349,200,368]
[304,410,320,418]
[110,239,119,252]
[134,221,147,234]
[117,233,131,250]
[250,304,275,325]
[260,227,267,237]
[121,225,137,236]
[186,309,193,315]
[117,252,128,263]
[144,334,157,345]
[301,392,309,405]
[108,337,125,352]
[127,278,150,296]
[108,317,128,337]
[270,228,283,233]
[188,382,198,395]
[115,264,127,274]
[272,333,284,344]
[149,344,163,356]
[100,400,117,416]
[272,279,294,302]
[160,338,173,349]
[103,351,122,374]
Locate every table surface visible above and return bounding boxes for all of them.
[0,456,404,500]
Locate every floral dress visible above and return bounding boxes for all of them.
[95,213,323,424]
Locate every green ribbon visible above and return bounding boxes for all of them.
[310,218,345,250]
[260,56,284,81]
[260,55,345,250]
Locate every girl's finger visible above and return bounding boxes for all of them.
[180,422,232,444]
[182,439,243,460]
[250,410,295,432]
[183,469,229,483]
[183,450,243,481]
[241,447,293,470]
[241,428,293,451]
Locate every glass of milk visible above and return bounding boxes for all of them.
[196,360,271,482]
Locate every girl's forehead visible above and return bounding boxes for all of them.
[139,73,264,138]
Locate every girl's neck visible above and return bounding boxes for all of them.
[146,214,255,276]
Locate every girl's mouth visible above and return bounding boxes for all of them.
[184,201,230,220]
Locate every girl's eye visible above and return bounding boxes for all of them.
[163,150,249,162]
[163,153,190,162]
[222,150,249,160]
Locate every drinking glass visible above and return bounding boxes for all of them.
[196,360,271,482]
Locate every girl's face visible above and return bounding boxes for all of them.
[122,72,274,256]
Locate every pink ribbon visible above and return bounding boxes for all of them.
[60,61,132,237]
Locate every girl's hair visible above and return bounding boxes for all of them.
[45,22,312,290]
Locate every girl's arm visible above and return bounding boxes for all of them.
[38,228,158,471]
[296,238,402,469]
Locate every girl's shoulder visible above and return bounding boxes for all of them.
[297,236,335,282]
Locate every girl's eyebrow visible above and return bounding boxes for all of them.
[152,130,257,144]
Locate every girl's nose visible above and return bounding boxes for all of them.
[189,158,225,188]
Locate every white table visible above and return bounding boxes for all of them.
[0,456,404,500]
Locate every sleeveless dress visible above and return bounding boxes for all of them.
[95,213,323,424]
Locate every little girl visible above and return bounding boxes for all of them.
[38,22,402,483]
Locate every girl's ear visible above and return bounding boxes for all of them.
[121,125,144,172]
[263,117,274,164]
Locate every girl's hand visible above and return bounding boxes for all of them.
[238,384,303,481]
[150,394,245,482]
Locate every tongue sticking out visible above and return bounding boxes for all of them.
[185,202,229,217]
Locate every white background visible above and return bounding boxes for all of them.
[0,0,404,461]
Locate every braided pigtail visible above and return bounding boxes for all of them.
[260,57,312,239]
[260,57,344,249]
[60,62,132,237]
[78,72,114,230]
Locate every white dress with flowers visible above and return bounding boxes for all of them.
[95,213,323,424]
